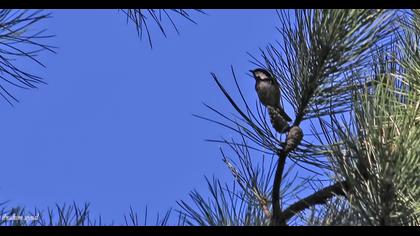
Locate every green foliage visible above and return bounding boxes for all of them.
[177,177,270,226]
[0,202,176,226]
[0,202,94,226]
[0,9,418,226]
[180,9,419,226]
[120,9,204,48]
[0,10,55,105]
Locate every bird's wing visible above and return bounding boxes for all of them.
[271,78,291,121]
[269,77,279,86]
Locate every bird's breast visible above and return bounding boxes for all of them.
[256,81,279,107]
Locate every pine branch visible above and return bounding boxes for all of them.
[120,9,204,48]
[265,9,395,226]
[0,10,55,105]
[282,180,350,222]
[270,148,289,226]
[271,126,304,225]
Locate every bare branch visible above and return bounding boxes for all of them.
[270,149,288,226]
[282,180,350,222]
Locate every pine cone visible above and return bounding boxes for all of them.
[267,106,290,133]
[285,126,303,152]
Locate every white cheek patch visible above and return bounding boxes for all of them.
[255,71,269,80]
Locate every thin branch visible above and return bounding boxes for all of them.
[282,180,350,222]
[0,10,55,105]
[271,149,289,225]
[120,9,203,48]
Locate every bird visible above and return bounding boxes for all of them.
[250,68,292,133]
[250,68,292,121]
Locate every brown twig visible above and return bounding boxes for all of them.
[281,180,350,222]
[270,126,304,225]
[270,149,289,226]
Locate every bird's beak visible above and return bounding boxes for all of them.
[247,70,255,78]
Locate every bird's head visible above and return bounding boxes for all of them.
[249,68,272,81]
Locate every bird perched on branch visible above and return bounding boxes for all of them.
[250,68,292,133]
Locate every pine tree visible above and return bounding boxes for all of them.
[0,9,418,226]
[178,9,419,226]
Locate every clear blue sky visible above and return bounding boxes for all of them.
[0,10,302,224]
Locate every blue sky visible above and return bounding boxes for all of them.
[0,9,302,224]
